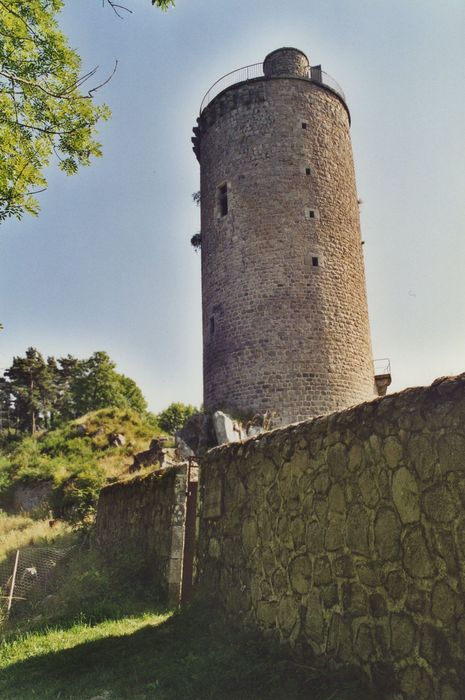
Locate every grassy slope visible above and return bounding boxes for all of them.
[0,408,164,520]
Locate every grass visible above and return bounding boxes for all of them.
[0,516,371,700]
[0,407,166,524]
[0,513,72,564]
[0,604,370,700]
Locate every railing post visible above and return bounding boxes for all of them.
[6,550,20,616]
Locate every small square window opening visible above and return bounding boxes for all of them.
[302,122,308,129]
[305,167,311,175]
[312,257,319,267]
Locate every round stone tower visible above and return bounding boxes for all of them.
[192,47,376,426]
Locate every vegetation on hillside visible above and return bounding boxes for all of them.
[0,406,162,525]
[157,402,197,434]
[0,348,148,434]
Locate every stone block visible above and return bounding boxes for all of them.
[392,467,420,524]
[212,411,242,445]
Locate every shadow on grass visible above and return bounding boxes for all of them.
[0,604,372,700]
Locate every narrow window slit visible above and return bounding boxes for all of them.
[218,184,228,217]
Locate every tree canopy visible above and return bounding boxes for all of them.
[0,0,174,222]
[1,347,148,433]
[0,0,112,221]
[157,402,197,435]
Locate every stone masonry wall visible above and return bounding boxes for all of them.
[197,374,465,699]
[195,48,375,426]
[95,465,188,604]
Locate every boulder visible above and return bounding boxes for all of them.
[108,432,126,447]
[212,411,243,445]
[177,412,216,454]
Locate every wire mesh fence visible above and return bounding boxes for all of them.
[0,544,73,619]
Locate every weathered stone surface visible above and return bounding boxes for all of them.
[431,580,461,624]
[277,595,300,637]
[358,467,379,507]
[304,589,325,645]
[326,613,341,654]
[392,467,420,523]
[212,411,242,445]
[432,527,459,576]
[347,443,363,471]
[307,521,325,554]
[403,526,436,578]
[346,506,370,557]
[314,556,332,586]
[95,464,190,604]
[242,517,258,555]
[439,683,461,700]
[391,614,416,658]
[256,600,277,628]
[383,436,403,469]
[342,583,367,617]
[208,537,221,558]
[289,515,306,548]
[327,443,347,479]
[420,623,451,666]
[288,555,312,594]
[374,507,401,560]
[423,483,458,523]
[324,513,345,551]
[354,623,373,661]
[405,586,428,614]
[328,483,345,513]
[385,570,407,601]
[408,433,436,480]
[369,593,387,618]
[356,561,381,587]
[400,666,433,700]
[321,583,338,608]
[333,554,354,578]
[12,481,53,513]
[437,434,465,474]
[197,373,465,696]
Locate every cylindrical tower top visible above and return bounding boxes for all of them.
[263,47,309,78]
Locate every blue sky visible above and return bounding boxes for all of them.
[0,0,464,412]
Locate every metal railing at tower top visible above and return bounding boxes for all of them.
[199,63,346,115]
[374,358,391,376]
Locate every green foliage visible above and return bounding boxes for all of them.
[0,406,161,526]
[190,231,202,250]
[157,402,197,434]
[70,351,147,417]
[0,0,110,221]
[50,464,105,526]
[1,348,149,433]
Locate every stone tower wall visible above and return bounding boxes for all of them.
[196,49,375,425]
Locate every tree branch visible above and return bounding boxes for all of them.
[102,0,133,19]
[1,62,117,100]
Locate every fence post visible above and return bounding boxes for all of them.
[6,549,20,616]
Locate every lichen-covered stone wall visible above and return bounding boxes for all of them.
[197,374,465,699]
[95,465,188,603]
